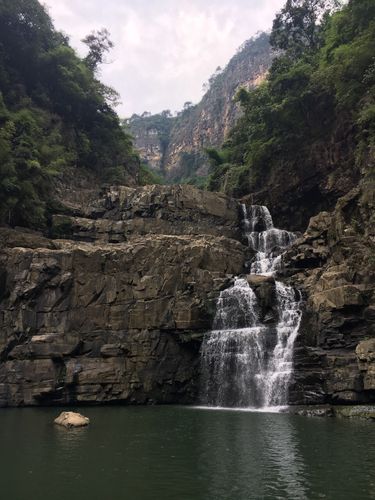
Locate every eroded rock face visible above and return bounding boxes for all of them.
[50,184,241,242]
[285,187,375,405]
[129,34,273,181]
[0,186,246,407]
[0,181,373,408]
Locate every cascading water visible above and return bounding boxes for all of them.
[242,204,297,275]
[263,281,302,407]
[201,278,268,407]
[200,204,302,409]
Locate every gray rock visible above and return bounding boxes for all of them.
[0,186,247,407]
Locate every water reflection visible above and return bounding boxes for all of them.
[262,415,308,499]
[53,424,89,451]
[196,410,309,499]
[0,407,374,500]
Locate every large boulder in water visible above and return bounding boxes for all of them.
[54,411,90,428]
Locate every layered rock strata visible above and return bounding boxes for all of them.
[51,184,241,242]
[0,182,373,408]
[0,185,245,407]
[285,187,375,405]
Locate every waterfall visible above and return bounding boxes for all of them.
[201,278,268,407]
[263,282,302,407]
[242,204,296,275]
[200,204,302,409]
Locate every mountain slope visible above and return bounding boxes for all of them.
[129,33,273,182]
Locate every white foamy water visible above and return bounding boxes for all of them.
[200,204,302,409]
[242,204,296,275]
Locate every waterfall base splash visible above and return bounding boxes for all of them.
[193,405,289,413]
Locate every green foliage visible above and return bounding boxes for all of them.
[208,0,375,197]
[270,0,341,59]
[206,148,227,166]
[82,28,114,73]
[0,0,139,228]
[138,163,163,185]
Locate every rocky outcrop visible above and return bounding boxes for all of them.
[242,145,361,233]
[50,184,241,241]
[102,184,241,239]
[285,186,375,405]
[0,177,373,408]
[288,405,375,419]
[0,185,246,407]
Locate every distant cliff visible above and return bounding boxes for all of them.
[128,33,273,182]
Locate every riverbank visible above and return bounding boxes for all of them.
[287,404,375,420]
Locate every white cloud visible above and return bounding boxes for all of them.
[44,0,285,116]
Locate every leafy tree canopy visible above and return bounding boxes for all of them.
[270,0,341,58]
[208,0,375,199]
[0,0,139,228]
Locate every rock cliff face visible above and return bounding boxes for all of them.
[286,183,375,405]
[128,33,273,180]
[0,180,373,407]
[0,185,246,407]
[242,133,361,233]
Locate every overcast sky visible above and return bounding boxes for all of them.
[44,0,285,117]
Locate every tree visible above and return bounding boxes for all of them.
[82,28,114,72]
[270,0,341,58]
[0,1,140,227]
[206,0,374,201]
[183,101,193,111]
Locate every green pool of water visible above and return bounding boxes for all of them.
[0,405,374,500]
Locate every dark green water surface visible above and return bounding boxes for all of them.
[0,405,374,500]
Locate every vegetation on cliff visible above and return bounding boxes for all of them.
[207,0,375,199]
[0,0,139,228]
[128,33,273,184]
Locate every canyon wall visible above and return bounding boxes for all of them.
[128,33,273,181]
[0,185,246,406]
[0,182,373,407]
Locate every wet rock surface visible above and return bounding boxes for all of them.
[288,405,375,420]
